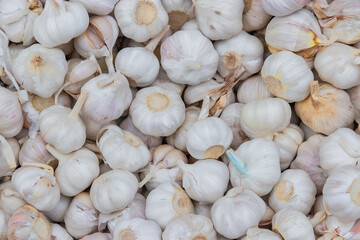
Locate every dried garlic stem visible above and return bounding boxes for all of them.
[69,90,87,119]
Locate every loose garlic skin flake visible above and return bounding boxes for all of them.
[97,125,151,172]
[261,51,314,102]
[70,0,119,15]
[186,117,233,160]
[262,0,311,17]
[193,0,244,40]
[163,214,217,240]
[269,169,316,214]
[211,187,266,239]
[33,0,89,48]
[130,86,185,137]
[112,218,162,240]
[227,138,281,197]
[0,87,23,138]
[237,75,273,104]
[114,0,169,42]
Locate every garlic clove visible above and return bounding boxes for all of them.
[0,135,18,177]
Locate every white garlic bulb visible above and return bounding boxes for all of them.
[323,165,360,222]
[0,181,26,217]
[161,30,219,85]
[240,98,291,139]
[241,227,282,240]
[261,51,314,102]
[44,194,71,222]
[80,232,111,240]
[33,0,89,48]
[97,125,151,172]
[114,0,168,42]
[163,214,217,240]
[39,91,87,154]
[314,43,360,89]
[112,218,162,240]
[211,187,266,239]
[295,81,355,135]
[19,134,52,166]
[64,192,99,239]
[145,182,194,229]
[193,0,244,40]
[0,135,17,177]
[162,0,194,31]
[90,170,138,214]
[70,0,119,15]
[237,75,273,104]
[186,117,233,159]
[269,169,316,214]
[273,124,304,170]
[12,164,60,211]
[262,0,311,16]
[177,159,229,203]
[214,30,264,79]
[272,208,315,240]
[130,86,185,137]
[149,67,186,95]
[348,84,360,124]
[242,0,272,32]
[51,224,73,240]
[181,19,199,31]
[227,138,281,197]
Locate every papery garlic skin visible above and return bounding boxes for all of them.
[90,170,138,214]
[262,0,311,16]
[272,208,315,240]
[261,51,314,102]
[193,0,244,40]
[162,0,194,31]
[51,224,73,240]
[211,187,266,239]
[186,117,233,160]
[241,227,282,240]
[97,125,151,172]
[314,43,360,89]
[112,218,162,240]
[70,0,119,15]
[228,138,281,197]
[114,0,168,42]
[145,182,194,229]
[163,214,217,240]
[214,30,264,79]
[64,192,99,239]
[12,166,60,211]
[0,135,17,177]
[0,181,26,217]
[44,194,71,222]
[130,86,185,137]
[242,0,271,32]
[161,30,219,85]
[269,169,316,214]
[237,75,273,104]
[19,134,52,166]
[240,98,291,139]
[33,0,89,48]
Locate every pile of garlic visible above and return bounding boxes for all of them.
[1,0,360,239]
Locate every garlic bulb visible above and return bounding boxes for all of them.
[240,98,291,139]
[220,103,248,148]
[272,208,315,240]
[114,0,168,42]
[162,0,194,31]
[290,134,326,195]
[241,227,282,240]
[98,193,146,233]
[323,165,360,222]
[348,84,360,123]
[149,68,186,95]
[163,214,217,240]
[97,125,151,172]
[12,164,60,211]
[314,43,360,89]
[265,9,328,53]
[64,192,99,239]
[295,81,355,135]
[0,135,17,177]
[211,187,266,239]
[39,91,87,154]
[214,30,264,79]
[81,72,132,124]
[181,19,199,31]
[51,224,73,240]
[112,218,162,240]
[80,233,111,240]
[0,181,26,216]
[262,0,311,16]
[7,205,51,240]
[33,0,89,48]
[19,134,53,166]
[177,159,229,203]
[160,30,219,85]
[0,208,6,240]
[242,0,272,32]
[130,86,185,137]
[145,182,194,229]
[269,169,316,214]
[273,124,304,170]
[193,0,244,40]
[261,51,314,102]
[70,0,119,15]
[90,170,138,214]
[227,138,281,197]
[186,117,233,159]
[44,194,71,222]
[0,86,24,138]
[237,75,273,104]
